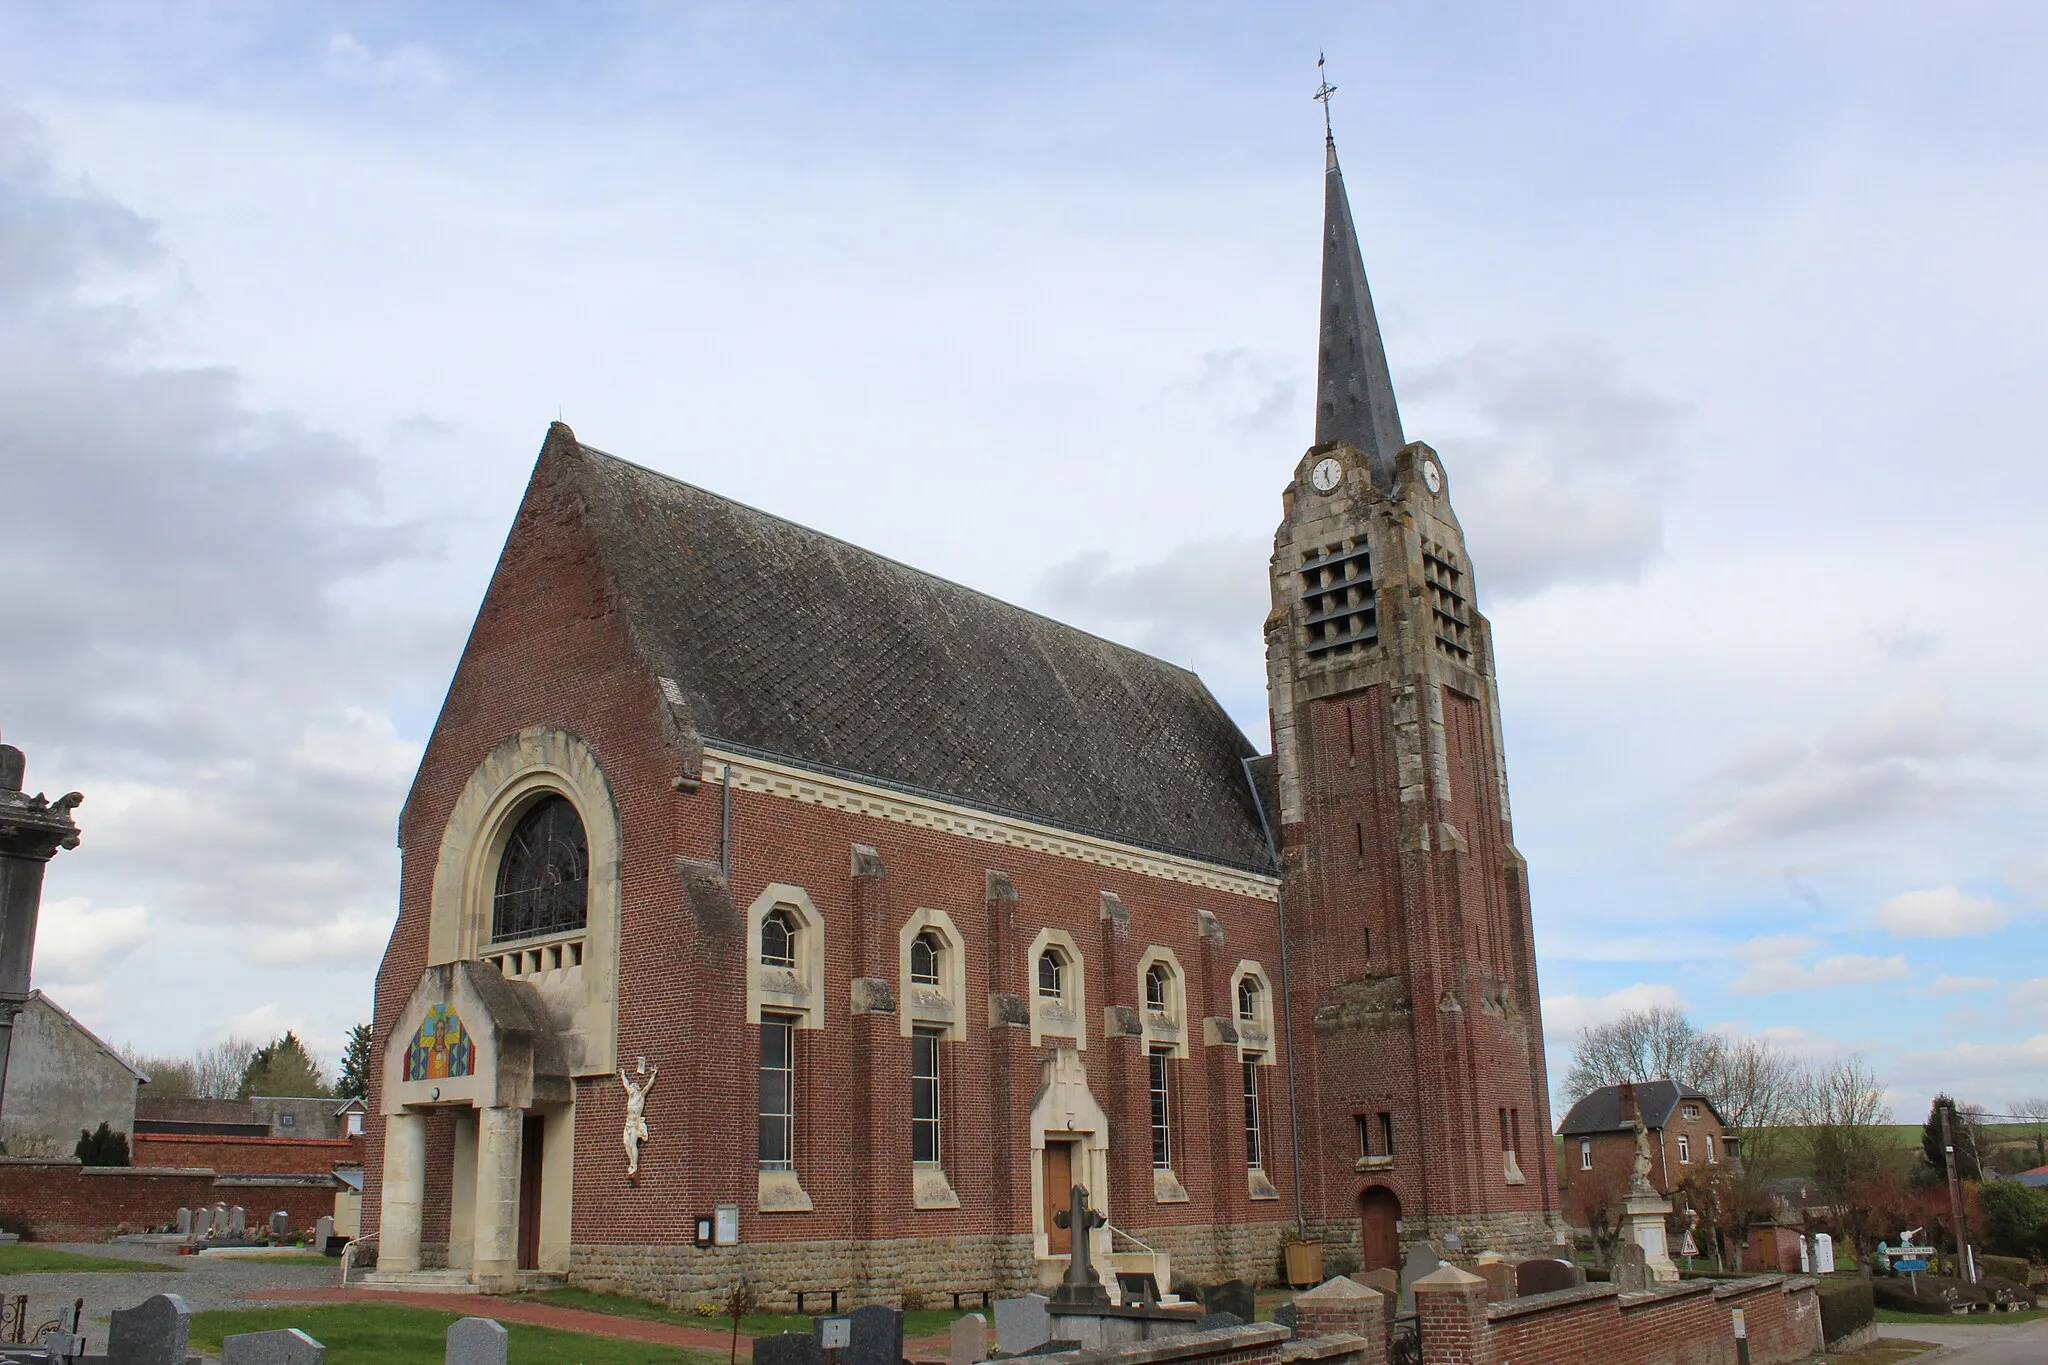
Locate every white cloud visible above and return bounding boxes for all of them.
[1729,934,1909,995]
[251,914,393,968]
[1877,886,2009,939]
[2006,979,2048,1015]
[1540,982,1686,1038]
[1926,974,1998,995]
[29,897,152,983]
[290,707,421,784]
[324,34,448,89]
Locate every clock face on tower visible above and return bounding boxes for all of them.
[1310,457,1343,493]
[1422,460,1443,493]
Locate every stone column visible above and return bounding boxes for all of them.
[0,741,82,1118]
[472,1104,523,1289]
[379,1110,428,1273]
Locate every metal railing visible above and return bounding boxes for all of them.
[339,1233,377,1288]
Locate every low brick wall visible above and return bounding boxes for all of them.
[1398,1266,1822,1365]
[130,1132,359,1177]
[1042,1324,1376,1365]
[0,1157,340,1241]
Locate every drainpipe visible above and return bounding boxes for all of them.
[719,760,733,879]
[1245,758,1307,1237]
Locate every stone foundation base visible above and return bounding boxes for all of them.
[1303,1210,1565,1269]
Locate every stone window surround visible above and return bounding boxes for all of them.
[1027,927,1087,1050]
[746,884,825,1030]
[897,907,967,1040]
[1229,960,1275,1064]
[1133,946,1188,1059]
[427,725,620,1078]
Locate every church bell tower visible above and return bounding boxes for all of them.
[1268,133,1559,1259]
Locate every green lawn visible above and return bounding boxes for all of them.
[0,1245,171,1274]
[201,1250,336,1265]
[527,1287,978,1339]
[191,1306,719,1365]
[1875,1306,2047,1325]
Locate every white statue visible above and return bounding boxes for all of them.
[1629,1115,1655,1193]
[619,1062,658,1176]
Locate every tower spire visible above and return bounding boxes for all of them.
[1313,64,1404,490]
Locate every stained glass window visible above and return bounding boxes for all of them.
[491,796,588,944]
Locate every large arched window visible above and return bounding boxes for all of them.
[491,795,588,943]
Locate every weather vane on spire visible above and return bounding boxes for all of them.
[1314,52,1337,138]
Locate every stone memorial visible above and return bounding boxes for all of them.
[214,1202,230,1231]
[1515,1258,1582,1297]
[1398,1244,1445,1314]
[1195,1313,1243,1332]
[845,1302,903,1365]
[756,1332,823,1365]
[315,1215,334,1248]
[1200,1280,1254,1324]
[107,1292,191,1365]
[994,1294,1051,1355]
[230,1206,247,1236]
[222,1326,325,1364]
[1613,1241,1650,1292]
[176,1208,192,1236]
[1271,1303,1298,1332]
[446,1316,510,1365]
[193,1208,213,1238]
[948,1312,987,1365]
[270,1210,291,1237]
[1348,1269,1398,1299]
[1475,1260,1515,1303]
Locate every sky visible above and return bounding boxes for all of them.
[2,2,2045,1122]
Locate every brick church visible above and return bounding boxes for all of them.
[364,131,1559,1303]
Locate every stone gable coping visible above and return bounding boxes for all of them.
[1483,1284,1616,1321]
[1412,1264,1485,1289]
[1295,1276,1380,1301]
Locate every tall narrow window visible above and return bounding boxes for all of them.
[1037,948,1065,1000]
[1499,1107,1511,1153]
[1380,1112,1395,1157]
[1237,976,1262,1023]
[1707,1134,1719,1164]
[1242,1057,1265,1169]
[1511,1109,1522,1158]
[911,1027,943,1165]
[1355,1115,1371,1158]
[910,930,943,986]
[1580,1138,1592,1170]
[1145,963,1172,1013]
[1148,1047,1173,1170]
[1677,1134,1691,1164]
[492,795,588,943]
[758,1013,797,1171]
[760,908,798,968]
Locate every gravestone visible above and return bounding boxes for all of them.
[230,1206,247,1236]
[845,1302,903,1365]
[1348,1269,1398,1299]
[446,1317,510,1365]
[948,1312,987,1365]
[1612,1241,1650,1292]
[107,1292,191,1365]
[1196,1313,1243,1331]
[315,1215,334,1248]
[756,1332,823,1365]
[270,1210,291,1237]
[1200,1280,1254,1324]
[222,1326,325,1364]
[175,1208,192,1236]
[1515,1258,1582,1296]
[193,1208,213,1238]
[214,1202,230,1233]
[1398,1244,1444,1314]
[1271,1303,1298,1332]
[1475,1261,1515,1303]
[994,1294,1051,1355]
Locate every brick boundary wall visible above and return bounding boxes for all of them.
[0,1158,338,1242]
[1040,1324,1376,1365]
[1401,1266,1823,1365]
[131,1133,359,1177]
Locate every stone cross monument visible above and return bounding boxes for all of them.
[0,735,82,1128]
[1049,1184,1110,1307]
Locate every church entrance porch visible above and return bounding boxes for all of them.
[1360,1187,1401,1272]
[1028,1049,1169,1302]
[375,961,576,1292]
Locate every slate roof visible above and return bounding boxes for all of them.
[1556,1080,1724,1136]
[556,432,1277,875]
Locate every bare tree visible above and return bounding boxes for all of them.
[1801,1055,1895,1261]
[2011,1097,2048,1167]
[1564,1006,1726,1102]
[1700,1034,1802,1176]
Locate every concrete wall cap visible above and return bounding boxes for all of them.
[1412,1264,1485,1289]
[1485,1284,1616,1320]
[1295,1276,1381,1301]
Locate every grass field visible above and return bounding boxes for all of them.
[0,1245,169,1274]
[191,1305,719,1365]
[527,1287,979,1340]
[198,1250,335,1265]
[1874,1306,2047,1325]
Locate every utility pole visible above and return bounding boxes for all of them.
[1939,1100,1974,1282]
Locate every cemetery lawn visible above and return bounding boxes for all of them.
[1874,1307,2048,1325]
[191,1305,722,1364]
[528,1287,977,1340]
[0,1245,170,1273]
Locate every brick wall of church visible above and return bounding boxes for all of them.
[367,439,1299,1288]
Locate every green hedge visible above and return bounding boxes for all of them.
[1981,1255,2030,1284]
[1816,1278,1873,1342]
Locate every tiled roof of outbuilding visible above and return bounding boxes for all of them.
[556,431,1277,875]
[1556,1079,1724,1136]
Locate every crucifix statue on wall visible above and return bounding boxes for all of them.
[619,1059,657,1177]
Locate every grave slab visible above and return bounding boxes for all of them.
[845,1302,903,1365]
[756,1331,823,1365]
[994,1295,1051,1355]
[1398,1245,1444,1315]
[221,1326,325,1364]
[1200,1280,1254,1324]
[1514,1258,1583,1296]
[446,1316,510,1365]
[107,1292,191,1365]
[948,1312,987,1365]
